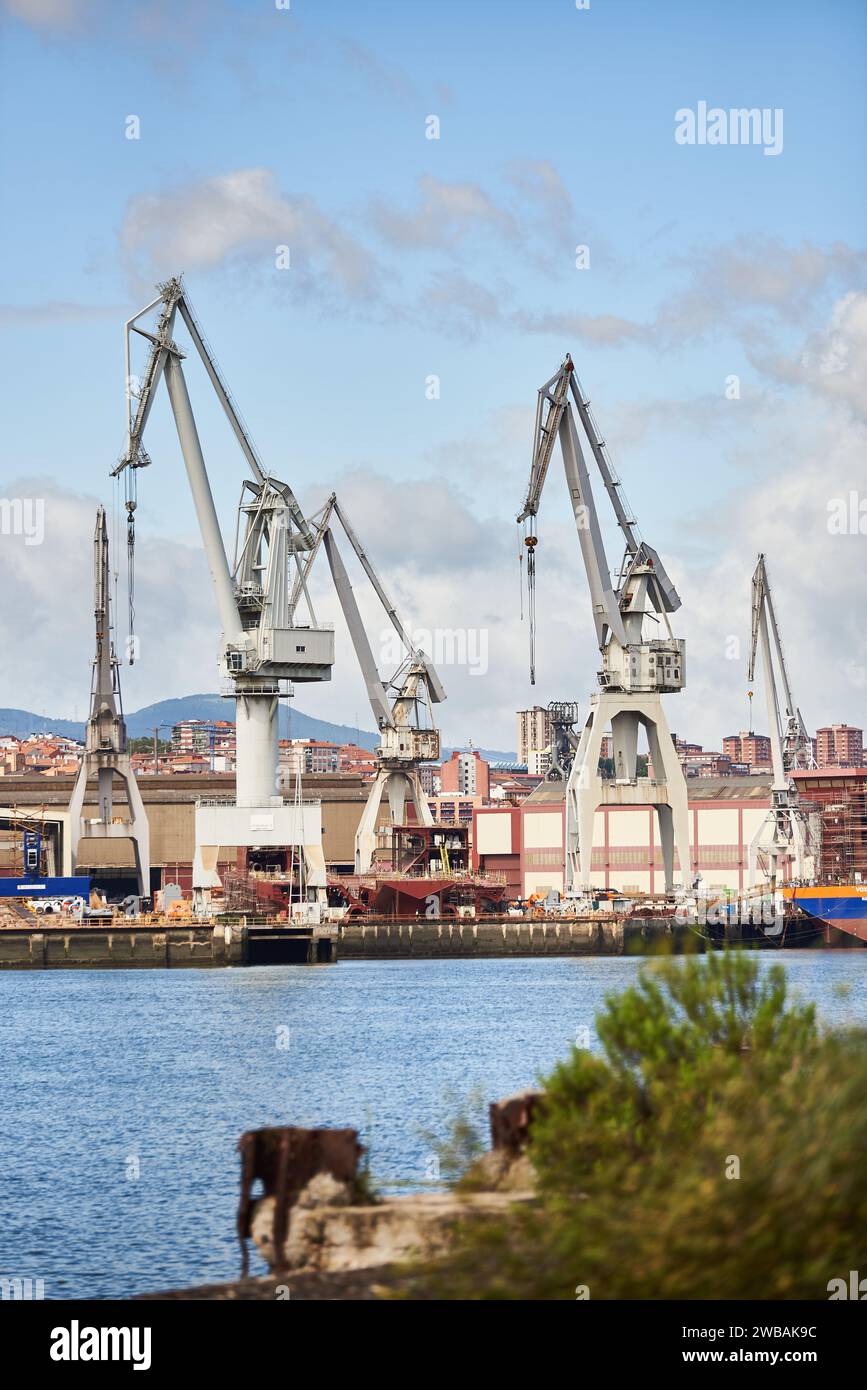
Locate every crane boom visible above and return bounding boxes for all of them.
[517,363,571,523]
[331,498,446,704]
[567,370,641,558]
[748,554,814,775]
[323,526,394,730]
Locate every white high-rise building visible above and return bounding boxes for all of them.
[517,707,551,766]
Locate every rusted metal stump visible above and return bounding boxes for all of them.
[489,1090,543,1156]
[237,1126,363,1273]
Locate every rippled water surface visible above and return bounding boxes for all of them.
[2,951,865,1298]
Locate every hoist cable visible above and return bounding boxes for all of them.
[518,522,524,622]
[125,468,137,665]
[526,524,537,686]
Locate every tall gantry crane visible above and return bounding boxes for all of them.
[517,355,691,897]
[747,553,816,887]
[68,507,150,896]
[295,493,445,873]
[112,277,334,897]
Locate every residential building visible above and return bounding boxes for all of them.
[816,724,863,769]
[440,749,490,797]
[517,707,551,766]
[417,763,441,796]
[722,731,772,769]
[171,719,235,755]
[338,743,379,777]
[280,739,341,775]
[527,748,551,777]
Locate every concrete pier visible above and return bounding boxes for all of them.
[0,914,715,969]
[0,922,338,969]
[337,916,702,958]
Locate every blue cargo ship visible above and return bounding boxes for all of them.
[784,885,867,944]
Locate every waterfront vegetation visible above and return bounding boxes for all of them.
[405,952,867,1299]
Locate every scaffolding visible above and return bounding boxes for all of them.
[796,774,867,885]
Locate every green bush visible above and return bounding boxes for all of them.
[403,952,867,1300]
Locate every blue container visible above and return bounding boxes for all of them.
[0,875,91,898]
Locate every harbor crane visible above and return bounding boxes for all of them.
[295,493,445,873]
[747,553,816,888]
[68,507,150,897]
[111,277,334,896]
[517,355,691,897]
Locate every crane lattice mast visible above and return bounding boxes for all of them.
[68,507,150,897]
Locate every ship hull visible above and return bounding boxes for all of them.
[784,886,867,944]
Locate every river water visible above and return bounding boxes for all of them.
[2,951,865,1299]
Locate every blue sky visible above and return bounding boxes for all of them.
[0,0,865,748]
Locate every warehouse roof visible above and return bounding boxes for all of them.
[0,771,376,807]
[524,775,775,806]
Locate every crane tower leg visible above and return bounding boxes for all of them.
[67,762,86,869]
[611,711,640,781]
[386,772,407,826]
[408,772,434,828]
[120,766,151,897]
[355,768,388,874]
[235,691,279,807]
[566,692,691,897]
[566,706,606,893]
[645,703,691,894]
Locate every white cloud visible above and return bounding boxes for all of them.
[513,308,649,346]
[420,270,504,338]
[504,160,574,229]
[0,480,219,718]
[120,168,380,299]
[1,0,91,30]
[799,290,867,420]
[658,238,866,345]
[370,174,519,251]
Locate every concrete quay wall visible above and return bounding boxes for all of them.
[337,916,698,958]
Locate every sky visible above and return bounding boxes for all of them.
[0,0,865,752]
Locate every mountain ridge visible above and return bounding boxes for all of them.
[0,695,518,763]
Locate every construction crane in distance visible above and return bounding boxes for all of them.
[747,552,816,888]
[68,507,150,897]
[517,355,691,897]
[111,276,334,898]
[295,493,445,874]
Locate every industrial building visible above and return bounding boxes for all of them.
[472,767,867,900]
[0,773,394,897]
